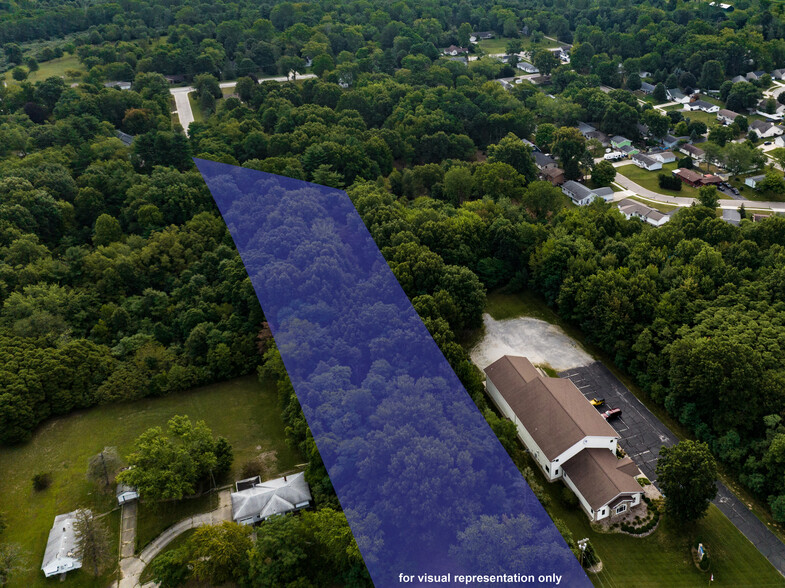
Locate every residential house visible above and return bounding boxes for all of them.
[632,153,662,171]
[746,71,767,82]
[640,81,655,94]
[772,69,785,80]
[673,168,712,187]
[717,109,740,124]
[617,198,671,226]
[231,473,313,525]
[651,151,676,164]
[443,45,468,56]
[731,75,747,84]
[750,119,785,138]
[774,135,785,148]
[533,152,557,170]
[530,75,551,85]
[115,130,134,146]
[470,31,494,42]
[517,61,539,74]
[685,99,719,113]
[709,2,733,9]
[561,180,615,206]
[755,100,785,120]
[638,70,653,79]
[578,121,595,136]
[680,143,705,161]
[104,81,131,90]
[619,144,640,156]
[753,213,772,222]
[722,209,742,226]
[637,123,650,137]
[484,356,643,521]
[586,130,610,146]
[541,166,566,186]
[611,136,632,149]
[164,74,186,84]
[745,174,767,189]
[41,511,84,577]
[661,134,682,149]
[666,88,691,103]
[520,25,530,36]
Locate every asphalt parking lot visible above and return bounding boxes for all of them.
[559,362,675,483]
[560,361,785,576]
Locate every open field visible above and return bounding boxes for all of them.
[9,54,85,84]
[478,290,785,585]
[617,162,700,198]
[476,36,560,54]
[0,375,302,587]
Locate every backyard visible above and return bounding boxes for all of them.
[616,161,700,198]
[0,375,302,588]
[476,290,785,586]
[8,54,85,84]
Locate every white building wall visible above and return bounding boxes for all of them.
[552,436,618,470]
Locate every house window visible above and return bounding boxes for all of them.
[545,465,550,472]
[554,469,559,476]
[616,504,627,515]
[601,509,606,516]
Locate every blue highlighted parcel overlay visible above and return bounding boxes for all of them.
[196,159,590,588]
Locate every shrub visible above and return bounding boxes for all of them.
[32,472,52,491]
[658,173,682,191]
[699,554,711,571]
[637,477,651,487]
[561,487,578,507]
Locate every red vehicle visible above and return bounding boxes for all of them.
[602,408,622,420]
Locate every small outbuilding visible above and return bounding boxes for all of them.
[41,511,84,578]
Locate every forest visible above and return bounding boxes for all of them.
[3,0,785,583]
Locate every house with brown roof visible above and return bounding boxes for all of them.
[541,166,565,186]
[484,356,643,521]
[679,143,705,161]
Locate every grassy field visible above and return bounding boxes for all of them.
[617,162,700,198]
[476,36,560,54]
[10,54,85,84]
[0,375,302,587]
[187,92,206,123]
[480,290,785,586]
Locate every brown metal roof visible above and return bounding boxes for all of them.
[562,449,642,510]
[484,356,619,461]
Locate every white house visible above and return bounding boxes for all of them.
[443,45,468,56]
[745,174,766,189]
[666,88,691,103]
[750,119,785,138]
[717,109,740,125]
[640,82,655,94]
[617,198,670,226]
[561,180,614,206]
[632,153,662,171]
[104,81,131,90]
[517,61,539,73]
[484,356,642,521]
[685,99,719,113]
[231,472,312,525]
[42,511,84,577]
[651,151,676,164]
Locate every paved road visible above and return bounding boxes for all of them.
[117,489,232,588]
[560,362,785,577]
[613,170,785,213]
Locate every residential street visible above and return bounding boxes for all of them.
[561,362,785,577]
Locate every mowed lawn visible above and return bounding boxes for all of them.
[482,292,785,586]
[0,375,302,588]
[11,54,85,84]
[617,162,700,198]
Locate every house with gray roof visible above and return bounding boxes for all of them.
[632,153,662,171]
[533,151,557,170]
[640,82,655,94]
[745,174,767,189]
[617,198,670,226]
[561,180,614,206]
[685,99,719,113]
[42,511,84,577]
[484,356,642,521]
[231,472,312,525]
[731,75,747,84]
[717,109,740,124]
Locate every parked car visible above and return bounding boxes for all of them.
[602,408,622,420]
[765,141,773,145]
[590,397,605,407]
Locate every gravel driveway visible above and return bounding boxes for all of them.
[469,314,593,372]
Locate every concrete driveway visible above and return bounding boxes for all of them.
[560,362,785,577]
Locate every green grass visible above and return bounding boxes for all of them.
[480,290,785,585]
[617,162,700,198]
[136,493,218,553]
[476,36,559,54]
[626,195,683,213]
[0,375,302,588]
[727,174,785,202]
[681,108,723,128]
[187,92,206,123]
[10,54,85,85]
